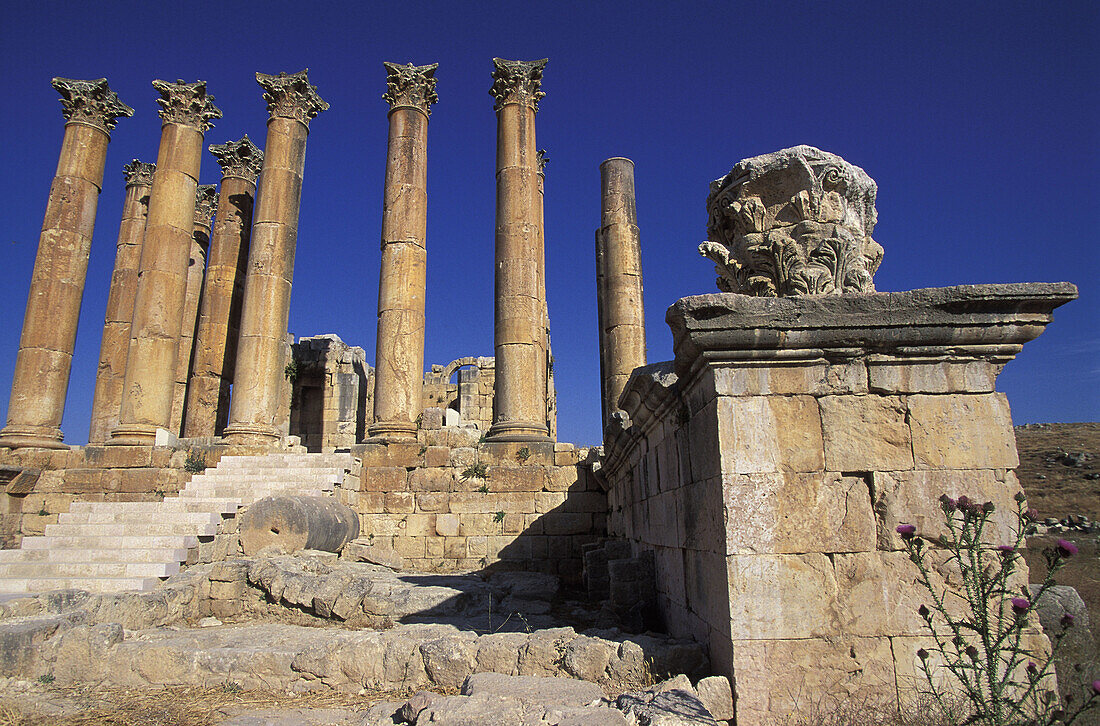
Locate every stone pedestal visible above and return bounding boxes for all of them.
[183,137,262,438]
[596,157,646,429]
[169,185,216,434]
[603,283,1077,726]
[0,79,132,450]
[368,62,437,442]
[88,160,154,444]
[486,58,551,443]
[223,70,327,447]
[108,80,220,447]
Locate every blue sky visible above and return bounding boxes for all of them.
[1,1,1097,447]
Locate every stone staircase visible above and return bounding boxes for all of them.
[0,452,359,595]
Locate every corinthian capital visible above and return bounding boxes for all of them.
[382,62,439,116]
[256,70,329,127]
[152,79,222,131]
[489,58,547,112]
[209,135,264,183]
[122,160,156,188]
[194,184,218,226]
[51,77,134,133]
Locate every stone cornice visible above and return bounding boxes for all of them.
[256,70,329,127]
[122,160,155,188]
[193,184,218,226]
[666,283,1079,381]
[51,77,133,133]
[489,58,547,112]
[382,62,438,117]
[208,135,263,183]
[152,79,221,131]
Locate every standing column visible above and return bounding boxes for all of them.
[597,157,647,424]
[223,70,328,446]
[487,58,551,443]
[536,149,556,440]
[368,61,438,441]
[0,78,132,450]
[109,80,220,446]
[88,160,154,443]
[169,185,216,434]
[183,137,262,438]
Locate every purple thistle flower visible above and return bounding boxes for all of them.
[1011,597,1030,615]
[1056,539,1078,557]
[918,604,931,619]
[1093,680,1100,695]
[996,545,1015,556]
[917,648,929,660]
[965,645,979,659]
[1026,508,1040,521]
[1061,612,1075,629]
[896,524,917,539]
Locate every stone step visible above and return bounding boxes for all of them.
[217,456,357,469]
[0,547,189,563]
[192,467,348,478]
[178,488,328,500]
[44,522,218,538]
[20,534,200,550]
[0,576,160,594]
[68,500,240,514]
[184,479,339,492]
[58,510,222,526]
[0,560,179,578]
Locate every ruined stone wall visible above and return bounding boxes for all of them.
[347,429,604,585]
[289,335,372,451]
[602,285,1075,726]
[421,357,496,432]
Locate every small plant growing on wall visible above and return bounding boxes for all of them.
[460,463,489,482]
[283,359,299,382]
[900,492,1100,725]
[184,450,207,473]
[493,510,506,533]
[477,483,490,494]
[515,447,531,463]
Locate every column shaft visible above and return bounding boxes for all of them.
[1,78,132,450]
[170,214,211,434]
[370,62,436,441]
[598,157,647,423]
[487,58,550,442]
[224,70,327,446]
[109,80,220,446]
[88,163,153,443]
[184,163,258,437]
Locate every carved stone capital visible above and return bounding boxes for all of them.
[51,77,133,132]
[256,70,329,127]
[700,146,884,297]
[382,62,438,116]
[152,79,222,131]
[489,58,547,112]
[122,160,156,188]
[194,184,218,226]
[209,135,264,183]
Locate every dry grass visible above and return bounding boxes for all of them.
[771,692,969,726]
[0,683,420,726]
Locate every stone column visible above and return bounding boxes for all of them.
[88,160,154,443]
[537,150,557,440]
[183,136,262,438]
[169,185,216,434]
[109,80,220,446]
[597,157,647,426]
[223,70,328,446]
[0,78,132,450]
[368,62,438,442]
[486,58,551,443]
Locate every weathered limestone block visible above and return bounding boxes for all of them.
[723,472,876,554]
[819,395,913,471]
[700,145,883,297]
[239,496,359,555]
[908,392,1018,469]
[716,395,824,473]
[726,553,841,640]
[868,356,999,394]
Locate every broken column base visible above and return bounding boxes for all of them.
[603,283,1077,726]
[0,425,67,451]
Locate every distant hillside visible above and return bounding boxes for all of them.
[1015,422,1100,521]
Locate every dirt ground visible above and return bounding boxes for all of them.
[1014,422,1100,522]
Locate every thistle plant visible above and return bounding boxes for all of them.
[899,492,1099,725]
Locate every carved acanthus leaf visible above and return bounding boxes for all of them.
[193,184,218,226]
[208,135,264,183]
[256,70,329,127]
[152,79,221,131]
[122,160,155,188]
[489,58,547,112]
[702,146,883,297]
[51,78,133,132]
[382,62,438,116]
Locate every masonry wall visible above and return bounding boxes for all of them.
[348,430,605,585]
